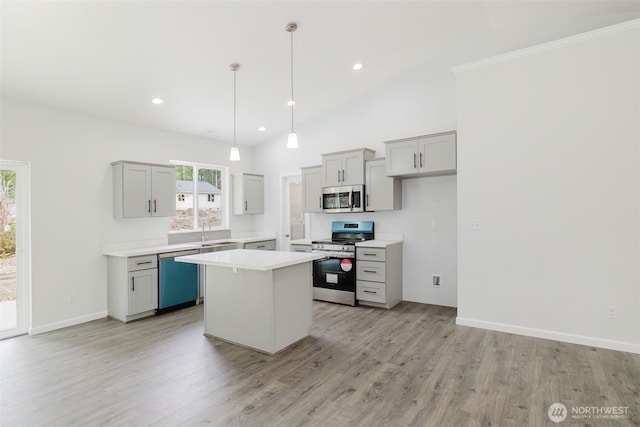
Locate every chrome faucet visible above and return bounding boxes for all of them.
[201,219,208,244]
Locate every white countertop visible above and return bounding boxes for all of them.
[103,235,276,257]
[176,249,325,271]
[355,239,403,248]
[289,239,313,245]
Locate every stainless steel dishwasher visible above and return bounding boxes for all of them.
[158,249,199,311]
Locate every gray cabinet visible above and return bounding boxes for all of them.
[290,243,312,253]
[365,158,402,211]
[108,254,158,322]
[321,149,375,187]
[112,161,176,218]
[355,243,402,309]
[301,165,322,213]
[384,131,456,178]
[232,173,264,215]
[244,240,276,250]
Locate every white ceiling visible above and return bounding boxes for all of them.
[2,1,639,146]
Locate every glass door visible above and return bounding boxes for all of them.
[282,175,305,251]
[0,161,30,339]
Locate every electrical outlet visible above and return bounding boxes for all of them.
[608,305,617,320]
[470,220,481,231]
[67,293,75,304]
[432,275,441,287]
[431,218,437,228]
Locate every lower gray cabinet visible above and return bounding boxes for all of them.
[108,254,158,322]
[290,243,312,253]
[244,240,276,250]
[355,243,402,309]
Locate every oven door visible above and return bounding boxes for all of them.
[313,256,356,292]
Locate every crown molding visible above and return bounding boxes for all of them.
[452,19,640,74]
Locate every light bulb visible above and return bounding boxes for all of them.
[287,132,298,149]
[229,146,240,161]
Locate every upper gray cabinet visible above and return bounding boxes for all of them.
[321,148,375,187]
[112,161,176,218]
[384,131,456,178]
[365,158,401,211]
[232,173,264,215]
[301,165,322,213]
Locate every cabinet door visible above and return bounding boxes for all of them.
[341,151,366,186]
[366,159,401,211]
[419,132,456,174]
[128,269,158,315]
[321,154,343,187]
[385,140,419,177]
[151,166,176,217]
[122,163,152,217]
[301,166,322,213]
[243,174,264,214]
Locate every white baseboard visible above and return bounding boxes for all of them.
[29,311,108,335]
[456,317,640,355]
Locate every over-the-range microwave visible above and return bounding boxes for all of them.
[321,185,364,213]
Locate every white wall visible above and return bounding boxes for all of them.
[0,99,255,332]
[253,60,459,307]
[455,21,640,353]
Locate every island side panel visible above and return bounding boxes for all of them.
[204,265,275,353]
[273,262,313,352]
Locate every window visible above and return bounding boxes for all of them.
[170,161,227,232]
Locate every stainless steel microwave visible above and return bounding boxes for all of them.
[321,185,364,213]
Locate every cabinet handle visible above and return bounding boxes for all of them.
[342,170,345,182]
[420,152,423,168]
[131,277,135,292]
[148,200,151,213]
[362,253,377,256]
[363,269,377,273]
[319,196,322,209]
[363,290,377,294]
[295,249,306,252]
[366,194,369,207]
[413,153,417,168]
[245,200,248,211]
[154,200,157,213]
[136,261,152,265]
[257,245,266,249]
[337,170,341,182]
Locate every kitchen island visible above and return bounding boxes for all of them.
[176,249,325,354]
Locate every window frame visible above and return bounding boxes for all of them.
[169,160,229,232]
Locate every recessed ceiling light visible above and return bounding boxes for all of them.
[287,100,295,106]
[353,63,363,71]
[151,98,165,105]
[258,126,266,131]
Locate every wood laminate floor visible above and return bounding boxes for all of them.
[1,302,639,427]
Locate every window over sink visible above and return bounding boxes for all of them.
[169,161,229,232]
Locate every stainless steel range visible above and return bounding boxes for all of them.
[311,221,374,306]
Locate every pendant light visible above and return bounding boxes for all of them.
[286,22,298,149]
[229,63,241,161]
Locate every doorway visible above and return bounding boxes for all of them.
[0,161,30,339]
[281,175,307,251]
